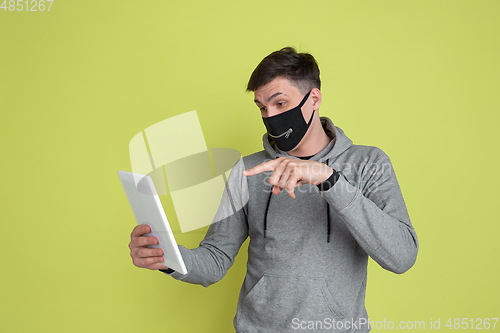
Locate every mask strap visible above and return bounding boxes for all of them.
[298,91,312,108]
[299,91,315,125]
[307,109,316,126]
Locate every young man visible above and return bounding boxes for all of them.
[128,47,418,332]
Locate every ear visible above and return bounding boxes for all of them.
[310,88,322,111]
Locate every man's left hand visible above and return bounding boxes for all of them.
[243,157,333,199]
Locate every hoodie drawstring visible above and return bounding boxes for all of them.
[263,189,273,238]
[327,204,331,243]
[326,158,331,243]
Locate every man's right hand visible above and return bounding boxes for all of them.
[129,224,168,270]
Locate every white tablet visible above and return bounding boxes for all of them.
[118,170,187,275]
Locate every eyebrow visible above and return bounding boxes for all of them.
[254,92,287,105]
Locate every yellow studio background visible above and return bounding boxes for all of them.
[1,1,498,332]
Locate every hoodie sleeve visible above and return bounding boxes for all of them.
[164,159,249,287]
[321,150,418,274]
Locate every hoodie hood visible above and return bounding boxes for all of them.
[262,116,353,162]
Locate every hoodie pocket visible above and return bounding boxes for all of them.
[236,274,346,332]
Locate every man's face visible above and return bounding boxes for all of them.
[254,77,313,119]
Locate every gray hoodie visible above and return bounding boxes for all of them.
[166,117,418,332]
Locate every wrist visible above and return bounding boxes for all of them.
[317,169,340,191]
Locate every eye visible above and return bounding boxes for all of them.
[277,101,286,107]
[259,106,267,112]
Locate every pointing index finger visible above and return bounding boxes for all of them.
[243,158,282,177]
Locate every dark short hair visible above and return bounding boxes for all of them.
[246,47,321,93]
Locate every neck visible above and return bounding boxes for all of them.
[287,115,332,157]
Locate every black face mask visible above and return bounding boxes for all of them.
[262,91,315,152]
